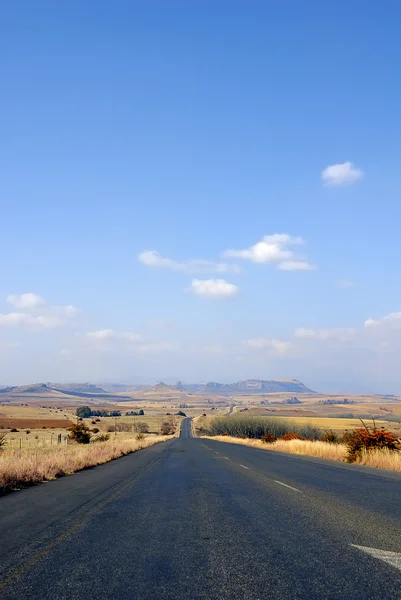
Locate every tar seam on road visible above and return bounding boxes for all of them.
[274,480,302,493]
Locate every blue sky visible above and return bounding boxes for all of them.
[1,1,401,391]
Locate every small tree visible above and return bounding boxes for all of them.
[138,409,144,416]
[161,421,175,435]
[68,422,92,444]
[175,410,186,417]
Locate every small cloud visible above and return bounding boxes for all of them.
[295,327,355,341]
[321,161,364,186]
[138,250,239,274]
[188,278,239,298]
[0,312,35,326]
[336,279,357,289]
[2,293,81,329]
[57,304,81,318]
[35,315,64,329]
[60,348,71,356]
[364,312,401,328]
[243,338,291,355]
[87,329,116,340]
[278,260,317,271]
[7,293,45,309]
[86,329,140,341]
[223,234,315,271]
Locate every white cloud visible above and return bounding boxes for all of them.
[364,312,401,328]
[243,338,292,355]
[188,278,239,298]
[295,327,355,341]
[0,312,65,329]
[7,293,45,309]
[321,161,364,186]
[57,305,81,318]
[35,315,64,329]
[2,293,81,330]
[60,348,71,356]
[86,329,140,341]
[336,279,357,289]
[0,312,35,326]
[278,260,316,271]
[223,234,316,271]
[138,250,239,274]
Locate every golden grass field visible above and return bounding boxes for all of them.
[0,435,172,492]
[202,435,401,472]
[268,415,395,432]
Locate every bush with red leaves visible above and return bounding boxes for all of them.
[346,421,401,463]
[261,433,277,444]
[281,432,304,441]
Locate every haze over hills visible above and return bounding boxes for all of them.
[0,378,314,397]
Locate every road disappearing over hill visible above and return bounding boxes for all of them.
[1,428,401,599]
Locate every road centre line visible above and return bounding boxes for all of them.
[240,464,250,469]
[274,480,301,493]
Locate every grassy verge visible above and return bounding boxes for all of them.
[202,435,401,471]
[0,435,171,492]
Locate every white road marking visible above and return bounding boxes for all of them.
[274,480,301,493]
[351,545,401,572]
[240,464,250,470]
[215,456,230,460]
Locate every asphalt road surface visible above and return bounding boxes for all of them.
[1,418,401,599]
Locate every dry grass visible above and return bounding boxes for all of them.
[0,435,171,492]
[268,416,390,431]
[202,435,401,471]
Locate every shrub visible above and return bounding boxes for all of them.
[340,430,354,444]
[68,423,92,444]
[134,422,149,434]
[175,411,186,417]
[261,433,277,443]
[321,430,339,444]
[161,421,175,435]
[136,433,145,441]
[10,428,19,433]
[91,427,100,434]
[92,433,110,442]
[281,432,304,441]
[346,421,400,463]
[26,430,31,435]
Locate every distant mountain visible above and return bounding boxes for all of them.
[183,379,314,394]
[47,382,107,394]
[151,382,171,391]
[0,383,52,394]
